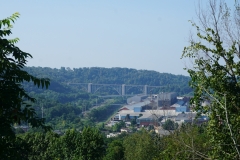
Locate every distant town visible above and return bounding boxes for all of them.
[106,92,209,138]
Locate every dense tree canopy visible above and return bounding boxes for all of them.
[24,66,192,95]
[104,140,124,160]
[0,13,50,158]
[18,127,105,160]
[162,119,178,131]
[123,130,159,160]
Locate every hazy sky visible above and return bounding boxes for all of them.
[1,0,200,75]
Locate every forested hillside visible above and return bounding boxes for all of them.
[24,66,192,95]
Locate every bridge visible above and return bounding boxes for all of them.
[68,83,166,95]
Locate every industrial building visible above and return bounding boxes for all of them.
[158,92,177,107]
[127,94,148,104]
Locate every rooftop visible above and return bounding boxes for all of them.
[175,112,197,121]
[121,100,151,110]
[160,107,176,110]
[138,112,162,120]
[118,112,143,117]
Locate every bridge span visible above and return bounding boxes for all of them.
[68,83,166,95]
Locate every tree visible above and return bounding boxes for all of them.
[77,126,105,160]
[162,119,178,130]
[0,13,50,158]
[157,124,211,160]
[61,129,80,159]
[123,130,159,160]
[18,128,106,159]
[125,114,130,121]
[182,0,240,159]
[112,121,125,132]
[21,132,59,160]
[104,140,124,160]
[130,119,136,126]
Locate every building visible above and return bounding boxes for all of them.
[120,128,129,133]
[107,121,120,127]
[174,112,196,123]
[115,100,152,121]
[119,100,151,112]
[136,112,163,126]
[117,111,143,121]
[107,133,121,138]
[14,125,29,132]
[158,92,177,107]
[172,100,190,113]
[127,94,148,104]
[155,129,172,136]
[165,96,191,113]
[175,105,189,113]
[145,107,177,117]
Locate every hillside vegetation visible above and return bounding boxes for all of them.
[21,67,192,131]
[24,66,192,95]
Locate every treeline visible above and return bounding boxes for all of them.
[10,124,210,160]
[24,66,192,95]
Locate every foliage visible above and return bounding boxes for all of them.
[18,127,105,160]
[157,124,210,160]
[130,118,137,126]
[59,129,81,160]
[182,1,240,158]
[78,126,105,160]
[13,125,214,160]
[123,130,159,160]
[14,127,25,134]
[162,119,178,130]
[87,98,124,122]
[0,135,30,160]
[24,66,192,95]
[21,132,59,160]
[112,121,125,132]
[104,140,125,160]
[0,13,50,158]
[28,90,104,131]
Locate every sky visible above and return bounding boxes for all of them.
[1,0,200,75]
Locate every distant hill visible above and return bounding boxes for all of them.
[24,66,192,95]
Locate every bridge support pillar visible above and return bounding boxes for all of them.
[122,84,125,95]
[88,83,92,93]
[144,85,148,95]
